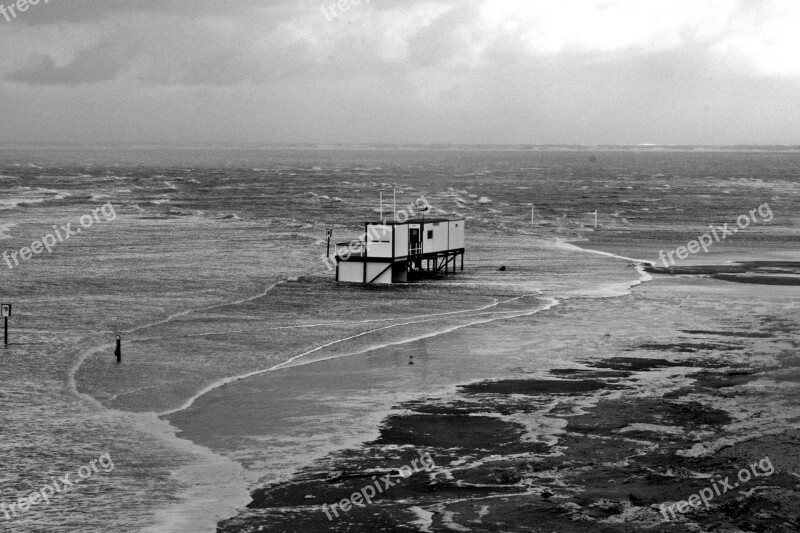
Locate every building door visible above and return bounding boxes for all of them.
[409,228,420,255]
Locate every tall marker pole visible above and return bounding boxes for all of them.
[393,188,396,221]
[595,210,598,229]
[380,191,383,222]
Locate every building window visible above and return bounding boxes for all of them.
[427,230,433,239]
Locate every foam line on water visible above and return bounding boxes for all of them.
[158,295,554,417]
[65,343,252,532]
[63,282,290,532]
[634,263,653,285]
[123,300,506,342]
[554,239,654,288]
[262,297,562,373]
[258,299,503,330]
[68,280,286,404]
[557,239,654,265]
[270,297,544,371]
[122,280,287,336]
[67,341,114,408]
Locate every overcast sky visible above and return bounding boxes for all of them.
[1,0,799,146]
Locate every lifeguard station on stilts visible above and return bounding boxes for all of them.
[331,194,465,285]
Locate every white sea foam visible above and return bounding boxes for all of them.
[0,187,70,210]
[408,507,435,532]
[0,222,16,240]
[67,283,291,532]
[136,414,250,533]
[159,295,558,417]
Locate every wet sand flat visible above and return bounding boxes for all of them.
[217,273,800,532]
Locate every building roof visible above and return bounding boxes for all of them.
[365,217,465,226]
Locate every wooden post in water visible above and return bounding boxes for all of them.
[326,229,332,259]
[115,335,122,363]
[1,303,10,346]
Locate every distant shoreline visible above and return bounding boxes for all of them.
[2,143,800,152]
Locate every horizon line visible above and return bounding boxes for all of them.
[2,142,800,152]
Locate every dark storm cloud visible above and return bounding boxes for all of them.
[6,0,273,25]
[0,1,799,144]
[7,35,139,85]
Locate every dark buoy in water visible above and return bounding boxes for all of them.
[499,266,506,272]
[115,335,121,363]
[409,355,414,365]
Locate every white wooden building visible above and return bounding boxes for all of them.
[335,218,465,284]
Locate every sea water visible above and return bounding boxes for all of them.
[1,148,798,531]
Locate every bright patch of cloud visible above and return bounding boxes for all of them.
[712,1,800,78]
